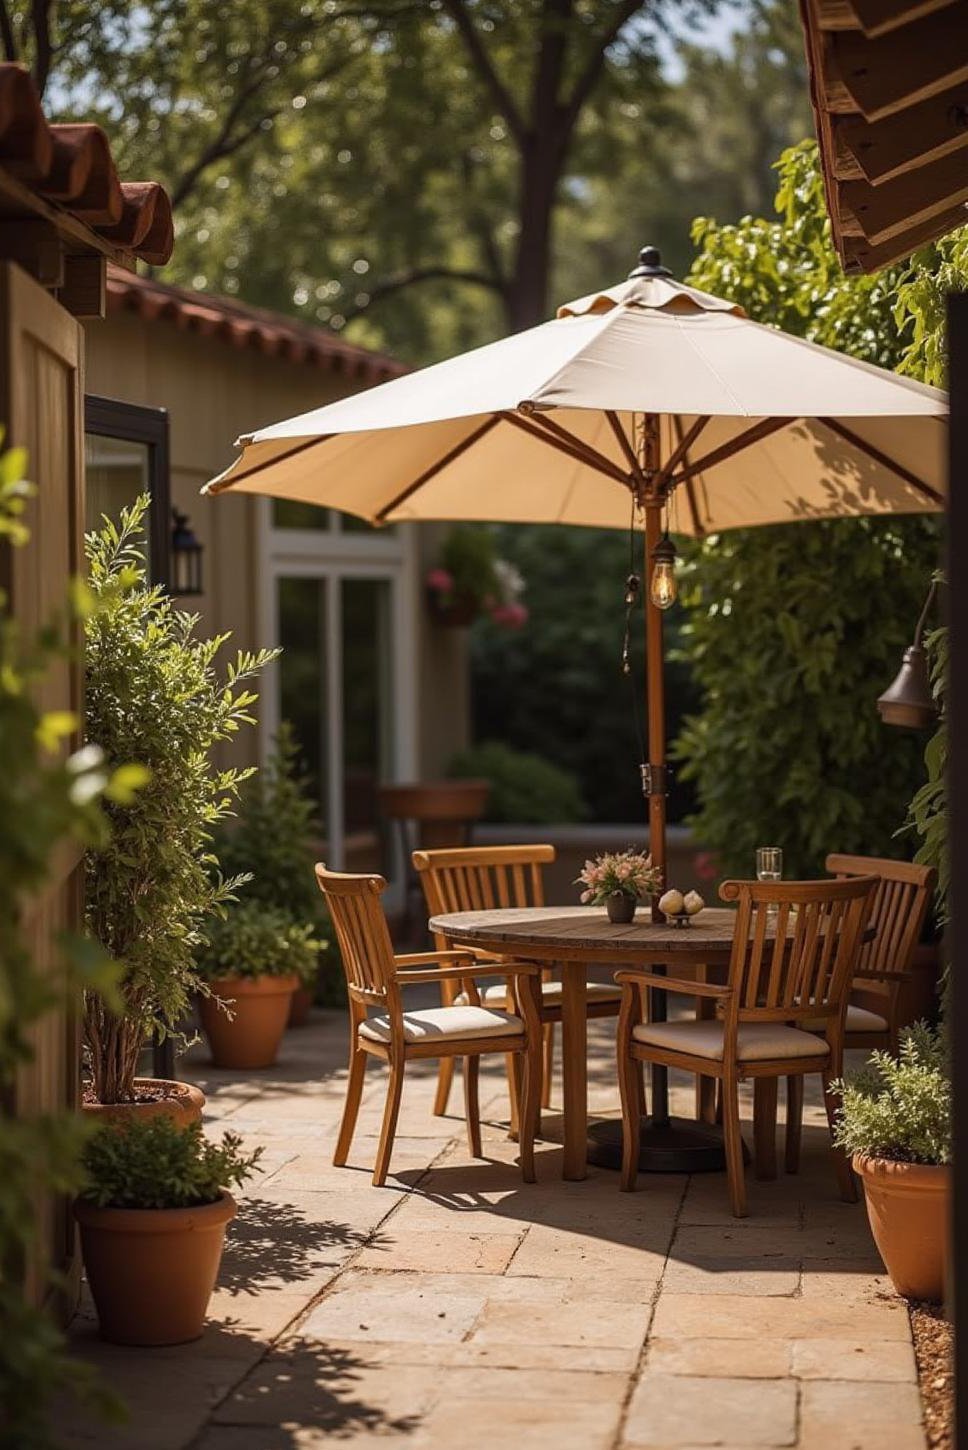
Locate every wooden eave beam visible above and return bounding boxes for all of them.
[829,12,968,122]
[814,0,958,38]
[842,147,968,245]
[839,200,968,272]
[832,83,968,185]
[0,164,136,270]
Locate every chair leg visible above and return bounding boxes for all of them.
[506,1053,520,1140]
[618,1049,641,1193]
[722,1070,748,1218]
[333,1046,367,1168]
[636,1058,647,1116]
[753,1077,778,1181]
[463,1055,482,1158]
[518,1040,539,1184]
[822,1069,858,1203]
[372,1058,405,1188]
[695,984,717,1124]
[433,1057,454,1117]
[541,1022,554,1110]
[785,1075,803,1174]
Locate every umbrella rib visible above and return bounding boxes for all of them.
[669,416,706,537]
[374,415,503,522]
[819,418,943,506]
[604,411,646,486]
[206,436,332,494]
[505,410,630,485]
[671,416,791,484]
[654,415,710,492]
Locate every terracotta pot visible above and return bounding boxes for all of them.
[81,1078,205,1128]
[606,892,636,924]
[853,1154,950,1301]
[288,984,314,1028]
[75,1190,236,1345]
[199,974,298,1069]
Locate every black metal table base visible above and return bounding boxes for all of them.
[586,1116,732,1174]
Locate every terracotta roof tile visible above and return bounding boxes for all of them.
[106,265,405,383]
[0,63,172,264]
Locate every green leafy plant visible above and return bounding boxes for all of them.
[84,496,278,1104]
[671,140,949,879]
[196,900,322,985]
[80,1117,262,1211]
[214,722,335,998]
[448,740,586,824]
[832,1025,950,1166]
[0,442,132,1447]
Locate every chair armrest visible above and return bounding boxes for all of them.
[394,950,477,969]
[615,970,732,1000]
[396,961,544,986]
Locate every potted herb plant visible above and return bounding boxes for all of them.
[214,722,334,1021]
[576,849,661,923]
[83,499,277,1118]
[196,901,322,1069]
[832,1024,950,1302]
[76,1116,261,1345]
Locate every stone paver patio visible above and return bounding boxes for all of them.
[60,1005,927,1449]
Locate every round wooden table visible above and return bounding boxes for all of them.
[429,905,742,1181]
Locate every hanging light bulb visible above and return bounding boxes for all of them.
[650,532,678,610]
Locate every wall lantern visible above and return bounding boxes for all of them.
[876,579,939,730]
[171,508,204,597]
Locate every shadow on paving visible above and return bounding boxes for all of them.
[218,1197,390,1296]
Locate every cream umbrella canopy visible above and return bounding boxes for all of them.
[205,248,947,909]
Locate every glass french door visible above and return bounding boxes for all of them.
[275,570,399,880]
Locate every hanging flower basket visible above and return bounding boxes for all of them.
[426,584,481,628]
[425,528,529,631]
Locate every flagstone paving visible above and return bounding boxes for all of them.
[60,1007,926,1449]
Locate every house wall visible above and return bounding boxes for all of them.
[83,312,469,778]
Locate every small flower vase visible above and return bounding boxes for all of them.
[606,892,636,924]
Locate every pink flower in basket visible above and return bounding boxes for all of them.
[490,601,529,629]
[426,567,455,593]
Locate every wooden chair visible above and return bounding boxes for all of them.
[784,853,937,1172]
[316,864,542,1187]
[616,876,877,1217]
[412,844,623,1123]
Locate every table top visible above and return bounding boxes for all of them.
[430,904,741,961]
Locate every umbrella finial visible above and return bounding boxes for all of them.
[629,246,672,280]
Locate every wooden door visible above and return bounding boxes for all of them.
[0,261,85,1315]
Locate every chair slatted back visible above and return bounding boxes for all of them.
[315,864,398,1008]
[720,877,877,1026]
[826,853,935,982]
[414,845,554,930]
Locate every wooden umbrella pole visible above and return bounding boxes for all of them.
[641,416,668,924]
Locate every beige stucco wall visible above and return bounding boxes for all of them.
[83,311,469,776]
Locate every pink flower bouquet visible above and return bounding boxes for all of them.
[575,850,661,906]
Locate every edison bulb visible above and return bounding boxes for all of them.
[650,558,677,610]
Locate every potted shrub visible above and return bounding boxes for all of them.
[576,849,661,923]
[75,1116,261,1345]
[833,1024,950,1301]
[196,901,322,1068]
[83,499,277,1118]
[214,722,334,1018]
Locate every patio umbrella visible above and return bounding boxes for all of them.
[204,248,947,913]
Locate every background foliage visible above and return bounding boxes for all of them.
[669,141,953,879]
[84,498,277,1103]
[448,739,586,823]
[196,900,322,985]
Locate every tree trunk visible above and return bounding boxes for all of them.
[84,993,147,1104]
[505,128,565,332]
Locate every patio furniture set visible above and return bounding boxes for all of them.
[316,845,934,1218]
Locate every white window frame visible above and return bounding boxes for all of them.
[255,498,419,905]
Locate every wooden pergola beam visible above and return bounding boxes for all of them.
[842,147,968,245]
[829,10,968,122]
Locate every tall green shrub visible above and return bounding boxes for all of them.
[0,446,130,1447]
[84,498,277,1103]
[672,141,954,879]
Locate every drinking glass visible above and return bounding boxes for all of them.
[756,846,782,926]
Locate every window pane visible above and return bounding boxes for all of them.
[342,578,393,872]
[85,433,152,554]
[278,576,328,824]
[273,499,331,530]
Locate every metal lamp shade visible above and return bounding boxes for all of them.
[876,645,936,729]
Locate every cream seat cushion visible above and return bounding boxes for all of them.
[456,980,622,1009]
[359,1005,523,1044]
[803,1004,889,1034]
[632,1020,829,1062]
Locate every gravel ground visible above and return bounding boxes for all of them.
[911,1302,953,1450]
